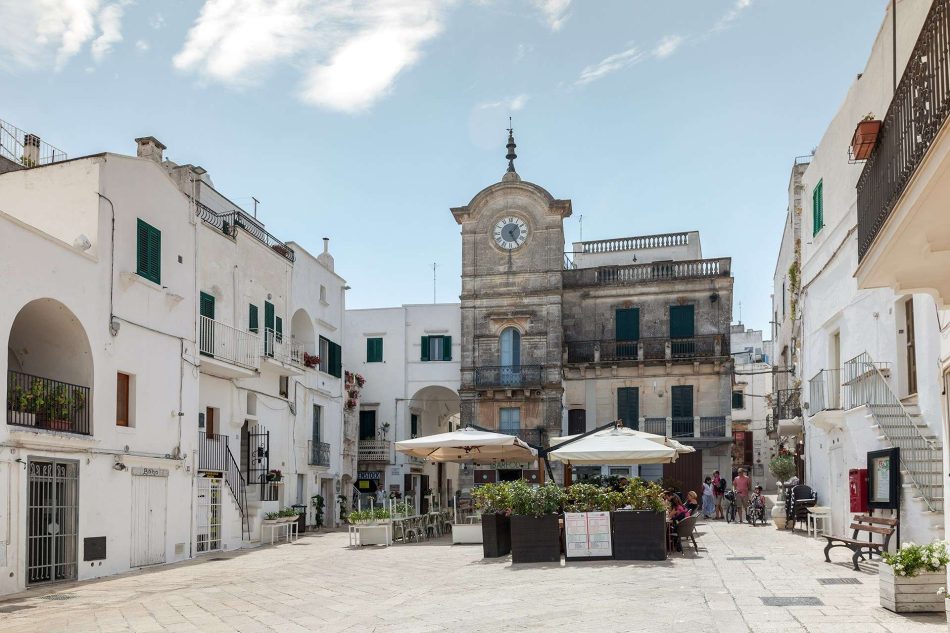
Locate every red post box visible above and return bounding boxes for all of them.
[849,468,868,513]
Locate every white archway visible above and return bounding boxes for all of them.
[407,385,461,510]
[291,308,315,353]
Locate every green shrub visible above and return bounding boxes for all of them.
[622,479,667,513]
[883,541,949,577]
[472,482,513,515]
[769,455,797,482]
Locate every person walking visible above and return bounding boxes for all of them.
[701,477,715,519]
[733,468,752,524]
[712,470,725,520]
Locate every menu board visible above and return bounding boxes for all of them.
[867,447,900,510]
[564,512,612,558]
[871,455,891,503]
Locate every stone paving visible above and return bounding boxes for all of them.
[0,519,946,633]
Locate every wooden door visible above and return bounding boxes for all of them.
[131,475,167,567]
[662,449,703,499]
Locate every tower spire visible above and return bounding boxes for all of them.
[505,118,517,173]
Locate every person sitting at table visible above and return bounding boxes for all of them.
[667,494,688,552]
[684,491,699,515]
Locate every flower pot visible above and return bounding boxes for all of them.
[851,119,882,161]
[879,565,946,613]
[771,503,787,530]
[481,513,511,558]
[510,515,561,564]
[611,511,667,561]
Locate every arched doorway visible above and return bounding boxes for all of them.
[291,308,315,358]
[408,385,460,511]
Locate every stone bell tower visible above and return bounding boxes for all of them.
[451,127,571,481]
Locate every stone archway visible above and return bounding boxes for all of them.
[408,385,461,510]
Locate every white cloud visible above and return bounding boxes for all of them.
[529,0,571,31]
[575,45,644,86]
[477,94,529,111]
[149,12,165,29]
[653,34,683,59]
[135,39,149,52]
[0,0,129,70]
[712,0,754,33]
[175,0,448,112]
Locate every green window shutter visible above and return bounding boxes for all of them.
[669,305,695,338]
[812,180,823,237]
[617,387,639,430]
[366,337,383,363]
[136,219,161,284]
[329,341,342,378]
[420,336,430,361]
[732,391,744,409]
[616,308,640,341]
[442,335,452,361]
[275,316,283,342]
[199,292,215,319]
[264,301,275,331]
[248,304,258,333]
[376,338,383,362]
[671,385,694,418]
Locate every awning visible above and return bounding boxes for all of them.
[394,427,538,464]
[548,427,678,465]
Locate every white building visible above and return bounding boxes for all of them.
[0,147,200,594]
[794,0,944,543]
[343,304,461,510]
[729,325,776,491]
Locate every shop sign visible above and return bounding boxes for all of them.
[357,471,381,480]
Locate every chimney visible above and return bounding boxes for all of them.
[317,237,334,272]
[135,136,166,163]
[323,237,329,254]
[22,134,40,167]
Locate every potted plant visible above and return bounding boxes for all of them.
[851,113,882,161]
[509,481,564,563]
[263,511,282,525]
[311,495,325,529]
[769,455,797,529]
[266,469,283,483]
[880,540,949,612]
[611,479,668,561]
[473,482,513,558]
[303,352,320,369]
[337,494,348,521]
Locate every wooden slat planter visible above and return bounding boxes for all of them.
[510,515,561,564]
[611,511,667,561]
[481,513,511,558]
[879,565,946,613]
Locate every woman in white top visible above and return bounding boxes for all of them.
[701,477,716,519]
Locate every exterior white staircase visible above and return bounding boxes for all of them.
[845,353,944,515]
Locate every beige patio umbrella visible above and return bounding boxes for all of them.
[394,426,538,464]
[547,426,678,465]
[551,427,695,456]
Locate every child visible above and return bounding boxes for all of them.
[748,485,766,525]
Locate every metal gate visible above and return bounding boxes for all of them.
[131,474,167,567]
[27,459,79,586]
[195,477,222,553]
[245,425,275,500]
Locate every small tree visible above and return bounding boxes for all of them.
[311,495,325,528]
[769,455,797,483]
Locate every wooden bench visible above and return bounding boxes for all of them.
[823,514,897,571]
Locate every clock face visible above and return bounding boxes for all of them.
[493,216,529,250]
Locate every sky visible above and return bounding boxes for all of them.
[0,0,890,336]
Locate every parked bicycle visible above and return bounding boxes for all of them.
[723,489,737,523]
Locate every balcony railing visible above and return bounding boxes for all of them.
[261,328,304,366]
[634,416,728,439]
[6,370,91,435]
[358,439,391,463]
[566,336,725,363]
[642,418,666,436]
[773,388,802,421]
[578,232,690,254]
[195,201,295,263]
[198,432,230,472]
[857,0,950,261]
[499,427,546,448]
[808,369,841,414]
[0,119,66,166]
[473,365,543,388]
[699,416,727,437]
[308,440,331,466]
[199,315,260,370]
[563,257,730,288]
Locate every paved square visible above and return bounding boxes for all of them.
[0,520,945,632]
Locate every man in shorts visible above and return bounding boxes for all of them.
[733,468,752,523]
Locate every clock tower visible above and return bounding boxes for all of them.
[451,128,572,482]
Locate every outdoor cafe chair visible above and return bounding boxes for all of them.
[675,515,699,554]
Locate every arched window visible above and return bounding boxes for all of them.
[499,327,521,368]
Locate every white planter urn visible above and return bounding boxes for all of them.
[771,502,787,530]
[879,565,946,613]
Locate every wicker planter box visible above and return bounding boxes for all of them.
[611,511,667,561]
[879,565,946,613]
[481,513,511,558]
[510,515,561,564]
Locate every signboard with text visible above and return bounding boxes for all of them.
[564,512,612,559]
[867,447,900,510]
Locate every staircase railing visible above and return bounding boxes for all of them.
[844,352,942,512]
[224,445,249,540]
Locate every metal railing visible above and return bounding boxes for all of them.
[261,328,304,365]
[671,417,694,438]
[199,315,261,370]
[563,257,730,288]
[578,232,690,253]
[194,201,295,263]
[198,432,230,472]
[842,352,892,409]
[699,416,727,438]
[857,0,950,261]
[566,336,724,363]
[0,119,66,167]
[563,253,576,270]
[843,352,942,512]
[308,440,331,466]
[225,445,249,539]
[773,388,802,421]
[358,439,391,463]
[808,369,841,413]
[642,418,666,435]
[6,370,91,435]
[473,365,544,388]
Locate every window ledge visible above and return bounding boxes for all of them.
[121,271,164,292]
[116,426,136,434]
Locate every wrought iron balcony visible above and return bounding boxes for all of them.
[308,440,331,466]
[198,432,230,472]
[6,370,91,435]
[563,257,730,288]
[473,365,543,388]
[857,0,950,261]
[195,201,295,263]
[634,416,728,439]
[358,439,391,463]
[199,315,261,370]
[566,336,725,364]
[773,388,802,421]
[808,369,841,414]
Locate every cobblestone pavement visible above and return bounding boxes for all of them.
[0,519,946,633]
